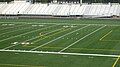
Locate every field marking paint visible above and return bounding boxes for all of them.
[0,24,23,30]
[0,49,119,58]
[1,22,120,26]
[59,25,106,52]
[0,25,56,43]
[32,27,73,43]
[27,27,66,41]
[0,25,38,36]
[30,25,90,51]
[100,30,113,41]
[0,24,25,31]
[2,25,57,50]
[24,27,65,42]
[100,30,120,42]
[112,56,120,67]
[0,63,45,67]
[23,27,67,46]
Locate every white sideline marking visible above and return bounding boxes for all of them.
[0,25,56,43]
[2,25,57,50]
[1,22,120,26]
[30,25,90,51]
[59,25,106,52]
[0,49,119,58]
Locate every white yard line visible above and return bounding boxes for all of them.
[2,44,19,50]
[30,25,90,51]
[0,25,56,43]
[2,25,57,50]
[2,27,65,50]
[1,22,120,26]
[99,30,113,41]
[25,27,65,42]
[0,49,119,58]
[0,26,37,36]
[0,24,25,31]
[59,25,106,52]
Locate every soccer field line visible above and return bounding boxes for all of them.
[0,49,119,58]
[59,25,106,52]
[99,30,113,41]
[0,25,39,36]
[1,21,120,26]
[25,28,64,42]
[2,25,57,50]
[0,25,56,43]
[30,25,90,51]
[32,26,73,43]
[0,24,25,32]
[24,26,70,46]
[23,27,67,46]
[112,56,120,67]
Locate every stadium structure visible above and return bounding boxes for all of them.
[0,0,120,67]
[0,0,120,18]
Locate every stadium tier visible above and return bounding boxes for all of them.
[0,1,120,17]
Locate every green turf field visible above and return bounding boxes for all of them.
[0,19,120,67]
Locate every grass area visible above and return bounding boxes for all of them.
[0,18,120,67]
[0,52,116,67]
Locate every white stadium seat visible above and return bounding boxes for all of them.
[0,1,120,17]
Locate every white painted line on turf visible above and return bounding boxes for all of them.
[5,27,65,50]
[24,27,66,42]
[0,49,119,58]
[34,23,120,26]
[30,25,90,51]
[0,25,56,43]
[59,25,106,52]
[112,56,120,67]
[99,30,113,41]
[0,24,25,31]
[2,25,57,50]
[0,25,37,36]
[2,25,63,50]
[2,44,19,50]
[1,22,120,26]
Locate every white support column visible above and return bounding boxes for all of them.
[53,0,57,3]
[80,0,82,5]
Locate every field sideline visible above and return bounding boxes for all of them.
[0,19,120,67]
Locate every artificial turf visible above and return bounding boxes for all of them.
[0,18,120,67]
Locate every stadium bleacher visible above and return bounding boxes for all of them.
[0,0,120,17]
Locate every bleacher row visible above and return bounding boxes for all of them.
[0,2,120,17]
